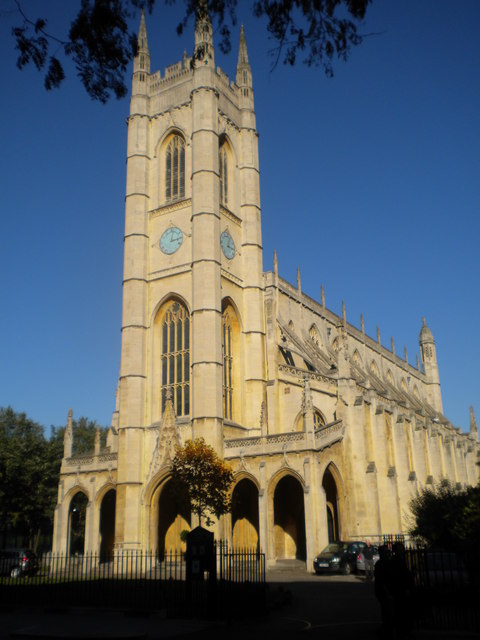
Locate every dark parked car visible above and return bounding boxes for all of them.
[0,548,38,578]
[313,541,367,575]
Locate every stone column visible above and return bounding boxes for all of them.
[190,59,223,452]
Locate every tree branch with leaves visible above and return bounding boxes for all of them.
[8,0,372,103]
[171,438,234,527]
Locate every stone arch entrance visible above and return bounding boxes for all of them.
[231,478,259,549]
[68,492,88,555]
[323,466,340,542]
[157,478,191,559]
[273,475,306,560]
[99,489,116,561]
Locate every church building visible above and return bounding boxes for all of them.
[52,11,479,569]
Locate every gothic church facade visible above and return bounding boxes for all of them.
[53,13,479,569]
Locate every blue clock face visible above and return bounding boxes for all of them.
[220,230,235,260]
[160,226,183,254]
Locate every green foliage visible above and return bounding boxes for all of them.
[0,407,59,550]
[0,407,107,551]
[55,417,108,456]
[11,0,371,102]
[409,481,480,555]
[171,438,234,526]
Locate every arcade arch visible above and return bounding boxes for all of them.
[231,478,259,549]
[68,491,88,555]
[272,475,306,561]
[322,466,340,543]
[99,489,116,561]
[150,477,191,558]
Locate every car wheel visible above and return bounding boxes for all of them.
[342,562,352,576]
[10,567,21,578]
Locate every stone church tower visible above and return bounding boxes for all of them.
[111,7,265,550]
[53,12,479,567]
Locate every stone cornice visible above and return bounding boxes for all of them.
[221,269,243,285]
[220,205,241,226]
[224,419,344,458]
[150,198,191,219]
[149,263,190,280]
[278,363,337,389]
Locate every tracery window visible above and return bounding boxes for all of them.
[166,136,185,201]
[296,409,326,431]
[309,325,321,347]
[279,346,295,367]
[222,309,233,420]
[314,410,326,430]
[219,145,228,206]
[161,301,190,417]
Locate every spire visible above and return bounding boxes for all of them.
[297,266,301,292]
[321,284,325,308]
[134,10,150,75]
[301,375,314,431]
[236,25,253,95]
[237,25,250,67]
[273,249,278,275]
[360,313,365,334]
[342,300,346,326]
[63,408,73,459]
[94,426,101,455]
[419,316,434,344]
[376,325,381,345]
[470,406,478,440]
[391,336,395,354]
[418,317,443,414]
[194,0,214,66]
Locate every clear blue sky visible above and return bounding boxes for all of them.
[1,1,478,433]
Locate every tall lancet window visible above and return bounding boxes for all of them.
[219,144,228,206]
[161,301,190,417]
[222,308,234,420]
[166,136,185,201]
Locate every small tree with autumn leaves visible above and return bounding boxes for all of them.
[171,438,234,527]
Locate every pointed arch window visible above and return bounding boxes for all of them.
[222,309,233,420]
[161,301,190,417]
[219,144,228,206]
[295,409,326,432]
[166,136,185,202]
[314,410,326,430]
[352,350,362,366]
[309,325,321,347]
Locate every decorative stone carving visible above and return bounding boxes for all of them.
[145,389,180,488]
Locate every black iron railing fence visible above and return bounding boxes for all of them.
[376,542,479,632]
[408,547,480,632]
[0,544,265,617]
[217,542,265,583]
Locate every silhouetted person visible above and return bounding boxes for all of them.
[375,545,394,638]
[364,539,375,581]
[390,542,415,638]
